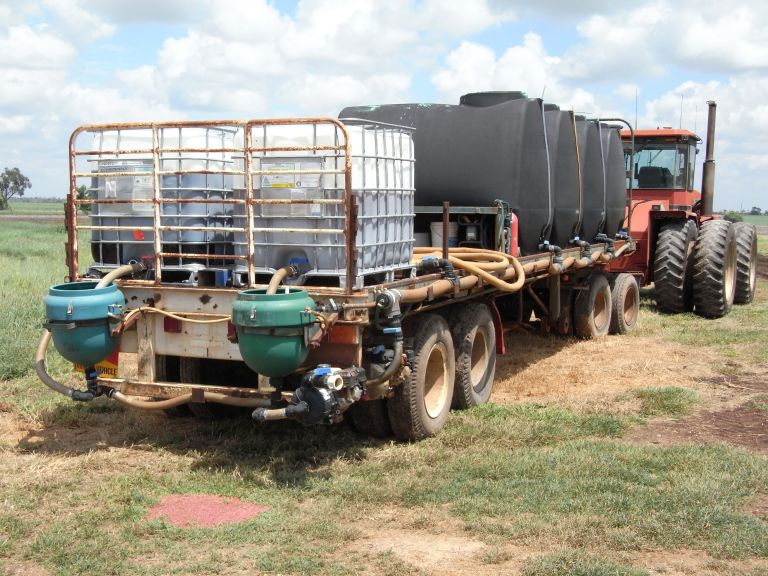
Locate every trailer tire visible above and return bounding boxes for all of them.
[609,274,639,335]
[155,355,192,417]
[450,302,495,409]
[574,274,612,339]
[733,222,758,304]
[347,400,391,438]
[693,219,737,318]
[653,219,696,313]
[182,358,241,419]
[388,314,455,440]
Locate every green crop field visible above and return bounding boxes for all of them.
[1,221,767,576]
[1,199,66,216]
[742,214,768,227]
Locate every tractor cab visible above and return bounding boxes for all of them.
[615,128,703,282]
[624,129,700,194]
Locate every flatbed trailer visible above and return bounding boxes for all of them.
[37,117,639,440]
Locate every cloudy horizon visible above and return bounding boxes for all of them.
[1,0,766,210]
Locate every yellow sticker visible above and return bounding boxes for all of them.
[73,348,120,379]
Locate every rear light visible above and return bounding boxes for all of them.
[227,321,238,343]
[163,317,182,333]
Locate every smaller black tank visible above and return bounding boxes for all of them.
[575,118,606,242]
[545,109,581,247]
[600,124,627,236]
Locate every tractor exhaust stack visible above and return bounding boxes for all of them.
[700,100,717,216]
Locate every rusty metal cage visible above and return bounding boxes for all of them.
[68,119,360,292]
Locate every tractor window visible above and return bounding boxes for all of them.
[626,142,692,190]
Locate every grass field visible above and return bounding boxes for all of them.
[1,221,767,576]
[1,199,65,216]
[742,214,768,226]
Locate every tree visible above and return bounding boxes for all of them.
[0,167,31,210]
[750,206,762,215]
[723,210,743,223]
[76,185,91,215]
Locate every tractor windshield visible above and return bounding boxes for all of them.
[625,141,696,190]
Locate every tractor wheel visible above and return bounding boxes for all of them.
[449,302,496,409]
[574,273,612,339]
[155,355,192,417]
[387,314,455,440]
[653,219,697,313]
[693,219,737,318]
[733,222,758,304]
[346,399,392,438]
[609,274,640,335]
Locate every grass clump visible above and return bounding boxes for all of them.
[522,550,649,576]
[748,395,768,412]
[634,386,698,416]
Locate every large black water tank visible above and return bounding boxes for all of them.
[340,99,553,254]
[459,91,526,107]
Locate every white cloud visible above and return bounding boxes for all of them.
[0,115,32,134]
[0,24,75,69]
[614,83,640,100]
[42,0,115,42]
[431,34,598,112]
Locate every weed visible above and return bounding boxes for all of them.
[634,387,698,416]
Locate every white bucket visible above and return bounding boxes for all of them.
[430,221,459,248]
[414,232,431,247]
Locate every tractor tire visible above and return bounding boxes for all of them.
[155,355,192,417]
[449,302,496,409]
[574,273,612,339]
[346,399,392,438]
[693,219,737,318]
[609,273,640,335]
[733,222,758,304]
[387,314,455,441]
[653,219,697,313]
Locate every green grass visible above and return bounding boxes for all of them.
[1,223,767,575]
[634,234,768,371]
[522,551,649,576]
[2,199,65,216]
[0,222,71,380]
[634,386,698,416]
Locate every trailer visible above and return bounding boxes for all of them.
[36,93,752,441]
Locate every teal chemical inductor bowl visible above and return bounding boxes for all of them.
[231,288,316,378]
[43,281,125,367]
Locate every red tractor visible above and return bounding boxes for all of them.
[609,101,758,317]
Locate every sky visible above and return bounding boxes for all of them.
[1,0,767,211]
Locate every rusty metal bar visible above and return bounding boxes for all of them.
[76,198,246,205]
[442,201,450,260]
[67,131,80,280]
[244,124,255,287]
[158,252,245,260]
[151,127,163,284]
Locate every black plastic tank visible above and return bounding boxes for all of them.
[340,99,553,254]
[575,117,606,242]
[459,91,526,107]
[544,108,581,246]
[600,124,627,237]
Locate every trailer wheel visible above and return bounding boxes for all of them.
[450,302,496,409]
[574,274,612,339]
[693,219,737,318]
[388,314,455,440]
[182,358,241,419]
[346,400,391,438]
[653,219,696,313]
[609,274,639,335]
[733,222,758,304]
[155,355,192,417]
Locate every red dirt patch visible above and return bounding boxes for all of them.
[146,494,268,528]
[624,378,768,454]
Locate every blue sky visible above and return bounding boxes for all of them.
[1,0,765,210]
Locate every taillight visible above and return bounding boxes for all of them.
[163,317,182,333]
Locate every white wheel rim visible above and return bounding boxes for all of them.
[424,342,449,419]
